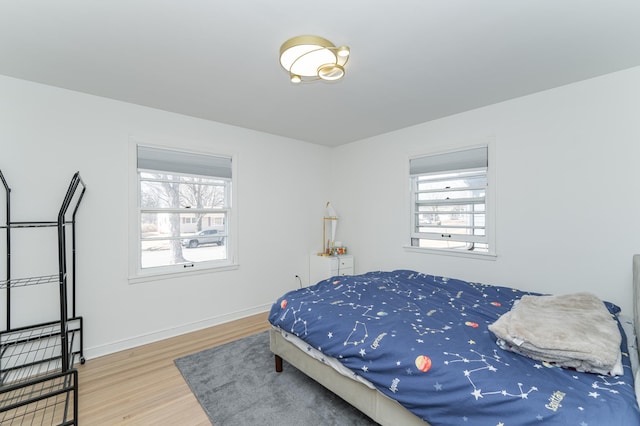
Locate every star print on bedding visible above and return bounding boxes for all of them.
[268,270,640,425]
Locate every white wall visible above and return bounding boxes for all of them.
[332,66,640,315]
[0,75,331,358]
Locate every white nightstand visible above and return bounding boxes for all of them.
[309,254,354,286]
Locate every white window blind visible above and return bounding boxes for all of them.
[137,145,232,178]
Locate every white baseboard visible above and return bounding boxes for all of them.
[83,303,271,360]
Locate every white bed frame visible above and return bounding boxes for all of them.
[269,328,429,425]
[270,256,640,426]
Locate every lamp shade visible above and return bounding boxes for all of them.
[325,202,337,243]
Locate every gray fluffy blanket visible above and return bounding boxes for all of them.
[489,292,623,375]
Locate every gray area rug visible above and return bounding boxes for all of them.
[174,331,377,426]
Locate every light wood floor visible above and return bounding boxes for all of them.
[77,312,270,426]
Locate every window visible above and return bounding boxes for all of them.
[135,145,234,274]
[409,146,492,255]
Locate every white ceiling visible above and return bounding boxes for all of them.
[1,1,640,146]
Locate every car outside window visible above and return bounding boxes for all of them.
[182,229,225,248]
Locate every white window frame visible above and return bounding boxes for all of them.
[128,140,239,283]
[406,143,496,259]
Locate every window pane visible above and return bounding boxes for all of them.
[140,172,228,209]
[416,171,486,190]
[413,239,472,250]
[417,207,485,234]
[417,173,486,203]
[140,238,228,268]
[412,238,488,252]
[140,212,227,269]
[141,212,227,239]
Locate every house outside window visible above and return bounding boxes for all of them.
[409,145,494,256]
[135,145,234,275]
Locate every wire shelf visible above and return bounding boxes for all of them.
[0,275,59,290]
[0,369,77,426]
[1,319,83,385]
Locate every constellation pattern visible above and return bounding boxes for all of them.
[332,279,361,300]
[278,298,325,337]
[337,302,380,320]
[268,269,640,425]
[445,349,538,400]
[411,321,451,336]
[344,321,369,346]
[590,376,627,395]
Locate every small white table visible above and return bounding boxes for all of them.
[309,254,354,286]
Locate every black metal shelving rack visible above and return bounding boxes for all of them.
[0,169,85,425]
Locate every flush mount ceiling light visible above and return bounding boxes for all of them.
[279,35,350,84]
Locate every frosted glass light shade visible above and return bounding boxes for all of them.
[280,35,350,83]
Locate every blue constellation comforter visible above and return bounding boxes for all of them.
[268,270,640,426]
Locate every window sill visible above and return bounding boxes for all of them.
[403,246,497,261]
[128,263,239,285]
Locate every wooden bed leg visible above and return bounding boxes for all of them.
[275,354,283,372]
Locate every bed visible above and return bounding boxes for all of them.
[268,259,640,425]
